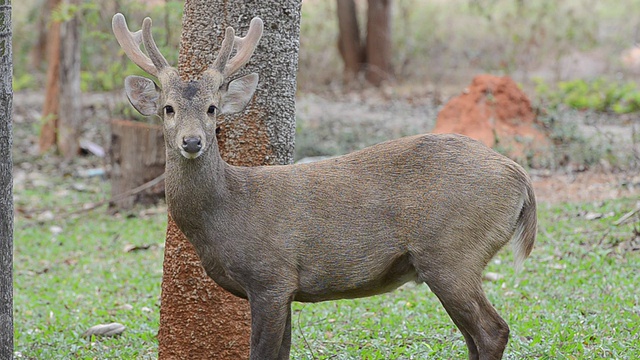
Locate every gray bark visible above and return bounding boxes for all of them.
[179,0,300,165]
[0,1,13,359]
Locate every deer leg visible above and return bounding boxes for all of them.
[248,295,291,360]
[277,305,292,360]
[424,274,509,360]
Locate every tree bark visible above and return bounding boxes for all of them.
[39,0,62,154]
[157,1,301,359]
[57,0,81,159]
[365,0,393,86]
[337,0,364,84]
[109,120,165,210]
[0,1,13,358]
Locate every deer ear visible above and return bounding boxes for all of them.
[220,73,258,115]
[124,75,160,116]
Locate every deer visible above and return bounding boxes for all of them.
[112,13,537,360]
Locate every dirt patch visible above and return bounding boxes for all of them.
[433,75,550,162]
[531,171,640,204]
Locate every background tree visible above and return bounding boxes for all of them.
[156,0,301,358]
[39,0,81,159]
[0,0,13,358]
[336,0,393,86]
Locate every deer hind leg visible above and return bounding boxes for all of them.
[420,269,509,360]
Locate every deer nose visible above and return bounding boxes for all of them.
[182,136,202,154]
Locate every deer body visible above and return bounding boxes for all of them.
[113,13,537,360]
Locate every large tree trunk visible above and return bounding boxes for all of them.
[39,0,62,154]
[365,0,393,86]
[157,1,301,358]
[337,0,364,84]
[57,0,81,159]
[0,1,14,358]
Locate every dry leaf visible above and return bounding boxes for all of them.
[483,272,503,282]
[82,322,126,338]
[123,244,152,253]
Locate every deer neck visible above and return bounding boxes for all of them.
[164,143,238,235]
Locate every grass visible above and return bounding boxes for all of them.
[13,175,166,359]
[13,173,640,359]
[290,198,640,359]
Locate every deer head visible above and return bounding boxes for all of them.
[112,13,263,159]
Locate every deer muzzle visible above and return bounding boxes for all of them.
[181,136,203,159]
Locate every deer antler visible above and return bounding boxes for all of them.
[112,13,169,77]
[212,17,263,78]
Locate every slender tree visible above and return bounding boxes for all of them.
[337,0,364,83]
[39,0,81,158]
[365,0,392,85]
[0,1,14,358]
[39,0,62,153]
[336,0,393,86]
[156,1,301,358]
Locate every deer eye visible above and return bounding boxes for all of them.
[164,105,175,115]
[207,105,217,115]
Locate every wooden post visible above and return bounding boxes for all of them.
[157,1,301,358]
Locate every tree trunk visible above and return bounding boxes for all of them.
[57,0,81,159]
[157,1,301,359]
[39,0,62,154]
[337,0,364,84]
[109,120,166,210]
[0,1,13,358]
[365,0,393,86]
[29,0,51,70]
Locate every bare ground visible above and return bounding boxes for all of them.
[10,88,640,206]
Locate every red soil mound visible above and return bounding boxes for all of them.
[433,74,549,162]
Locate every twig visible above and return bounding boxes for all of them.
[613,203,640,226]
[20,173,166,222]
[296,304,317,360]
[64,172,167,217]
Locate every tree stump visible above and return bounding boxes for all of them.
[109,119,165,210]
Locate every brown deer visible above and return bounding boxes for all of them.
[112,13,537,360]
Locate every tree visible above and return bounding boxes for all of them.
[336,0,393,86]
[39,0,81,159]
[0,1,13,358]
[156,1,301,358]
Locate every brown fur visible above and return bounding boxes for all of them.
[114,13,537,360]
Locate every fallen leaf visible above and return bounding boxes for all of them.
[123,244,152,253]
[583,211,603,220]
[483,272,503,282]
[82,322,126,338]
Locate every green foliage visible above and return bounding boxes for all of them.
[77,1,183,92]
[536,77,640,114]
[14,174,164,359]
[12,0,183,92]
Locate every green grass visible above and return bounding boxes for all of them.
[14,176,166,359]
[13,175,640,359]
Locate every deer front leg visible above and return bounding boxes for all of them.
[278,306,292,360]
[248,295,292,360]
